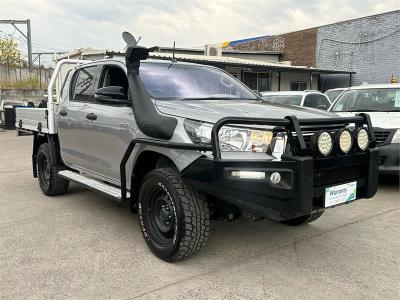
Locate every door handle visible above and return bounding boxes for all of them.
[59,109,67,116]
[86,113,97,121]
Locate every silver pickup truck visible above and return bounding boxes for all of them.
[16,46,379,261]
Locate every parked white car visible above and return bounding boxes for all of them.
[261,90,331,110]
[330,84,400,175]
[324,88,347,102]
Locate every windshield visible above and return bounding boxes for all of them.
[325,89,344,102]
[139,62,258,100]
[262,94,302,106]
[331,88,400,112]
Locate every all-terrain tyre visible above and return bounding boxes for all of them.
[280,210,324,226]
[138,168,210,262]
[37,143,69,196]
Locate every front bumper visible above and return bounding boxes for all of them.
[378,143,400,175]
[181,149,379,221]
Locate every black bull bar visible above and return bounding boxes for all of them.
[119,113,377,204]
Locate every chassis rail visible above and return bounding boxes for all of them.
[119,113,375,202]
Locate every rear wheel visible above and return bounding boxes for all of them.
[138,168,210,261]
[280,210,324,226]
[37,143,69,196]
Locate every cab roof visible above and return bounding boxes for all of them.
[76,57,220,69]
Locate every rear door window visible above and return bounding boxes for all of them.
[72,66,98,102]
[304,94,330,109]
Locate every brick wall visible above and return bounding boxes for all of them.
[278,28,317,67]
[230,28,317,67]
[316,10,400,85]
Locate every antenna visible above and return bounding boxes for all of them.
[171,41,177,62]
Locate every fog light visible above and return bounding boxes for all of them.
[231,171,266,179]
[270,172,281,184]
[315,131,333,156]
[356,128,369,151]
[338,129,353,154]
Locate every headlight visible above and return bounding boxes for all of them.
[183,119,273,152]
[356,128,369,151]
[391,129,400,143]
[337,129,353,154]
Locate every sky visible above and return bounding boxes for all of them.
[0,0,399,65]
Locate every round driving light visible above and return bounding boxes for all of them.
[270,172,281,184]
[356,128,369,151]
[316,131,333,156]
[338,129,353,154]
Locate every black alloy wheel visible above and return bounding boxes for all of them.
[36,143,69,196]
[138,168,210,261]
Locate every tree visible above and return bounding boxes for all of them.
[0,37,22,67]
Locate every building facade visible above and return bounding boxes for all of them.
[58,48,351,93]
[226,10,400,90]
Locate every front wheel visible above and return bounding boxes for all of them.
[280,210,324,226]
[138,168,210,261]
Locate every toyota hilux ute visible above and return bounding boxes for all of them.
[330,84,400,175]
[15,46,379,261]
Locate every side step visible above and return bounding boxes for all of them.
[58,170,130,201]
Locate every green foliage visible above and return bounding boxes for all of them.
[0,76,40,89]
[0,37,22,67]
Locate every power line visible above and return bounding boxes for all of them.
[0,31,64,53]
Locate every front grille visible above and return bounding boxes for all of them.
[302,134,313,149]
[374,130,392,145]
[313,164,365,188]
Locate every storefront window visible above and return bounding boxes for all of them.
[243,72,270,92]
[290,81,308,91]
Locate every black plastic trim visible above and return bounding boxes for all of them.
[120,138,212,201]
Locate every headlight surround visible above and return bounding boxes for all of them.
[356,128,369,151]
[337,129,353,154]
[183,119,273,152]
[391,129,400,143]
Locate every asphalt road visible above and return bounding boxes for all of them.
[0,130,399,299]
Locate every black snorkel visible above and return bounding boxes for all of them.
[125,45,177,140]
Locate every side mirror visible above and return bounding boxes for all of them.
[94,86,129,104]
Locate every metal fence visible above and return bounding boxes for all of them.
[0,64,53,88]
